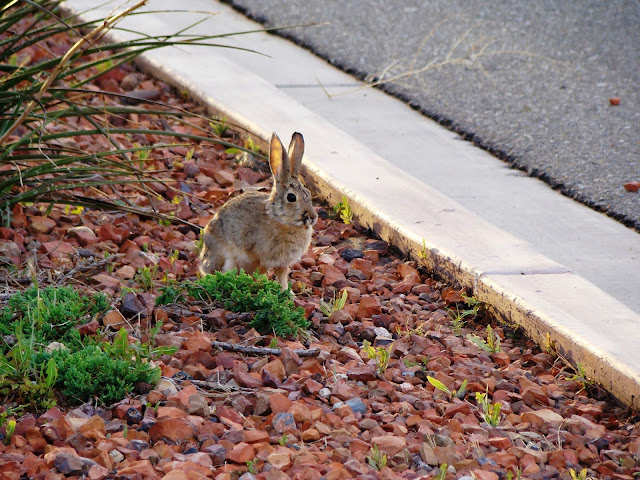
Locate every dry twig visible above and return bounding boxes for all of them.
[210,340,320,358]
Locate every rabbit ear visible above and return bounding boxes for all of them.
[269,132,290,184]
[287,132,304,178]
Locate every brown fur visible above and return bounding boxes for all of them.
[199,132,317,290]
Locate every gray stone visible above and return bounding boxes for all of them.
[345,397,367,415]
[54,453,84,475]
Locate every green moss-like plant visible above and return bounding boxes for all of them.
[51,344,159,406]
[0,286,163,411]
[157,270,309,338]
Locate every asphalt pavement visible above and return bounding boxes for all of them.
[222,0,640,231]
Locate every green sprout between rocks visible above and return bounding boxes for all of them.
[569,468,588,480]
[466,324,501,354]
[427,376,467,400]
[210,119,231,137]
[319,289,348,317]
[475,392,502,427]
[3,420,16,446]
[278,433,288,446]
[246,459,258,474]
[506,467,523,480]
[334,195,354,224]
[136,264,159,292]
[225,135,261,156]
[417,238,429,260]
[403,358,420,368]
[436,463,448,480]
[447,294,481,334]
[567,363,595,393]
[361,340,391,376]
[366,444,387,471]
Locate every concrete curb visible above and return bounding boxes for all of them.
[67,0,640,409]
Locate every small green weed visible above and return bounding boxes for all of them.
[0,327,59,411]
[396,321,429,338]
[3,420,15,446]
[244,135,261,154]
[135,265,159,292]
[436,463,448,480]
[506,469,523,480]
[466,324,501,353]
[475,392,501,427]
[403,358,419,368]
[155,285,184,305]
[105,326,177,363]
[334,195,353,224]
[278,433,288,446]
[569,468,588,480]
[427,376,467,400]
[246,459,258,474]
[447,294,481,334]
[210,119,230,137]
[567,363,594,392]
[417,238,428,260]
[366,444,387,471]
[0,286,109,351]
[361,340,391,376]
[194,235,204,256]
[319,289,348,317]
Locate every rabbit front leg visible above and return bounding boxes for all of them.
[274,266,290,291]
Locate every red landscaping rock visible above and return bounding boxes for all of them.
[356,296,382,319]
[520,408,564,429]
[41,240,75,255]
[149,418,196,443]
[225,442,256,464]
[370,436,407,456]
[267,449,292,469]
[261,358,287,383]
[322,264,347,287]
[28,216,56,234]
[243,429,270,443]
[97,223,130,244]
[68,226,98,246]
[347,364,377,382]
[269,393,293,414]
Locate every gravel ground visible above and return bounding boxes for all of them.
[221,0,640,231]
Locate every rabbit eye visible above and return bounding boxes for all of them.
[287,193,297,202]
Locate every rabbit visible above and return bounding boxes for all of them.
[199,132,318,290]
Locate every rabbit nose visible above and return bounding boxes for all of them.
[302,210,317,226]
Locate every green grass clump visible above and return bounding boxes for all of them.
[50,344,159,406]
[0,286,109,354]
[157,270,310,338]
[0,286,165,413]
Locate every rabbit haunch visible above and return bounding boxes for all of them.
[199,132,318,290]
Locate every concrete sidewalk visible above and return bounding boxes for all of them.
[66,0,640,408]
